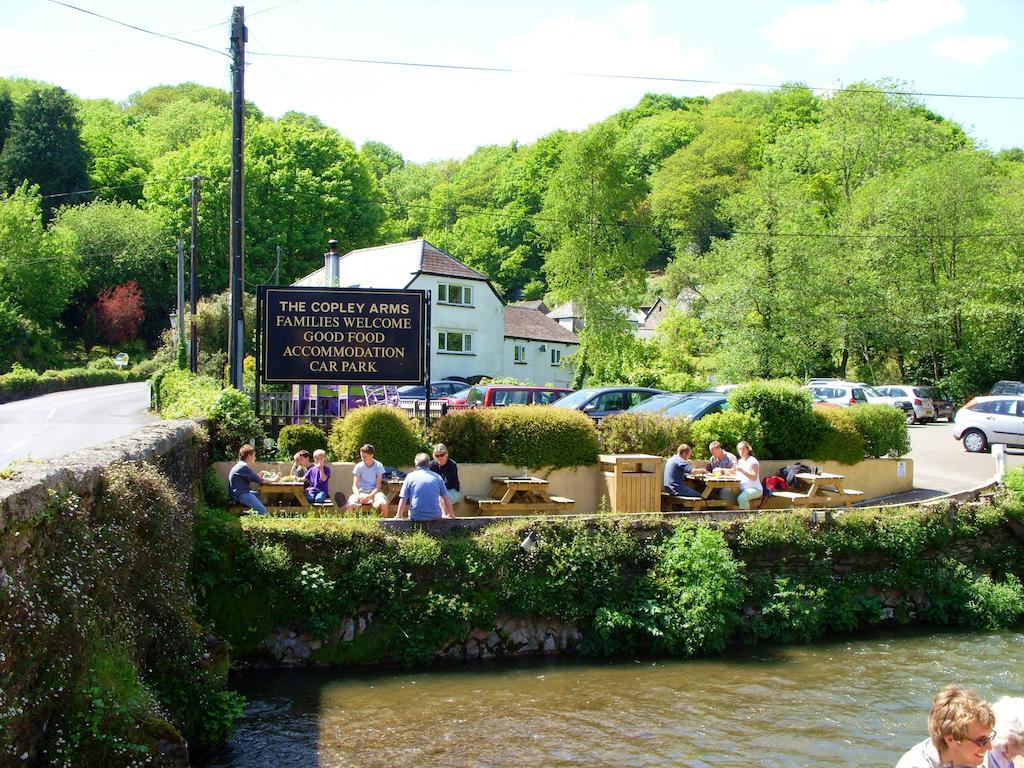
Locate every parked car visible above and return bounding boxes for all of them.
[661,392,729,421]
[625,391,729,422]
[441,384,573,408]
[551,386,663,422]
[990,380,1024,396]
[626,392,698,414]
[876,385,936,424]
[805,383,869,408]
[952,395,1024,452]
[396,380,468,400]
[917,386,955,422]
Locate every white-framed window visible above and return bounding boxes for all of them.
[550,348,562,365]
[438,330,474,354]
[514,344,527,364]
[437,283,473,306]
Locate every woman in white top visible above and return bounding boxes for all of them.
[734,440,763,510]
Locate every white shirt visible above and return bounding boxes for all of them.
[895,738,979,768]
[736,455,760,492]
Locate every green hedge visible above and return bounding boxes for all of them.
[0,358,161,405]
[846,404,910,458]
[192,499,1024,667]
[728,381,818,459]
[808,408,866,465]
[428,406,599,468]
[689,410,765,460]
[329,405,423,468]
[276,424,328,461]
[154,369,265,460]
[1006,468,1024,502]
[597,412,693,456]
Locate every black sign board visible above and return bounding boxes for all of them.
[258,286,426,384]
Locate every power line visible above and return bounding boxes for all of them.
[0,178,189,204]
[44,0,229,58]
[246,49,1024,102]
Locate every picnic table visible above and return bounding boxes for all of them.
[384,476,405,506]
[259,478,309,508]
[772,471,864,508]
[467,476,575,516]
[662,472,738,511]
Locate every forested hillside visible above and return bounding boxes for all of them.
[1,77,1021,395]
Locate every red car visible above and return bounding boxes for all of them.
[442,384,573,407]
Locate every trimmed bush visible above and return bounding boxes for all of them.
[0,360,159,405]
[597,412,693,457]
[488,406,600,468]
[846,404,910,458]
[808,408,865,465]
[690,411,764,460]
[276,424,328,461]
[329,405,422,468]
[428,409,498,463]
[728,381,818,459]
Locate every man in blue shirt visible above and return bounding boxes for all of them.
[663,443,701,499]
[227,443,270,515]
[396,453,454,521]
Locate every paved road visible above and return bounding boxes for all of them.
[0,382,156,469]
[893,420,1024,502]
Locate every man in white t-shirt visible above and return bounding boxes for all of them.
[345,443,389,516]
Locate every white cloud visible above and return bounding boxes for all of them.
[764,0,965,63]
[930,34,1014,65]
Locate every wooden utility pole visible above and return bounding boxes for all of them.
[190,175,200,373]
[176,239,186,354]
[227,6,246,389]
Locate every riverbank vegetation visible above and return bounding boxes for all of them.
[192,491,1024,667]
[1,77,1021,395]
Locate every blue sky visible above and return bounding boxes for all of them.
[1,0,1021,162]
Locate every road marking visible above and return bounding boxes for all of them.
[2,438,29,457]
[47,407,57,420]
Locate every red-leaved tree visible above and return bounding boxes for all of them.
[94,280,144,345]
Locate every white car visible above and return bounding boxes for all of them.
[877,385,937,424]
[953,395,1024,453]
[805,382,869,407]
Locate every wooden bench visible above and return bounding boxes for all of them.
[771,490,818,506]
[466,494,575,516]
[661,493,709,512]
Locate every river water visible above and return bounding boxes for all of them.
[207,629,1024,767]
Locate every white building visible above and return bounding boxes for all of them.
[294,239,578,386]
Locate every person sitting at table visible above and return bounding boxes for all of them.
[228,443,270,516]
[291,450,312,479]
[395,452,454,521]
[428,443,461,506]
[735,440,763,510]
[697,440,736,474]
[663,444,702,505]
[344,443,389,516]
[304,449,330,504]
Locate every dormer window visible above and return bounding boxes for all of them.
[438,283,473,306]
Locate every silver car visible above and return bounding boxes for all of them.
[805,383,869,408]
[877,385,936,424]
[953,395,1024,452]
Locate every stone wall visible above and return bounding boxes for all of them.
[0,420,223,767]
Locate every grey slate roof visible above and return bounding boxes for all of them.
[504,307,579,344]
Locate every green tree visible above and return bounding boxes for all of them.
[49,200,175,344]
[0,88,13,153]
[78,99,149,203]
[539,123,656,384]
[0,184,80,328]
[0,87,89,220]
